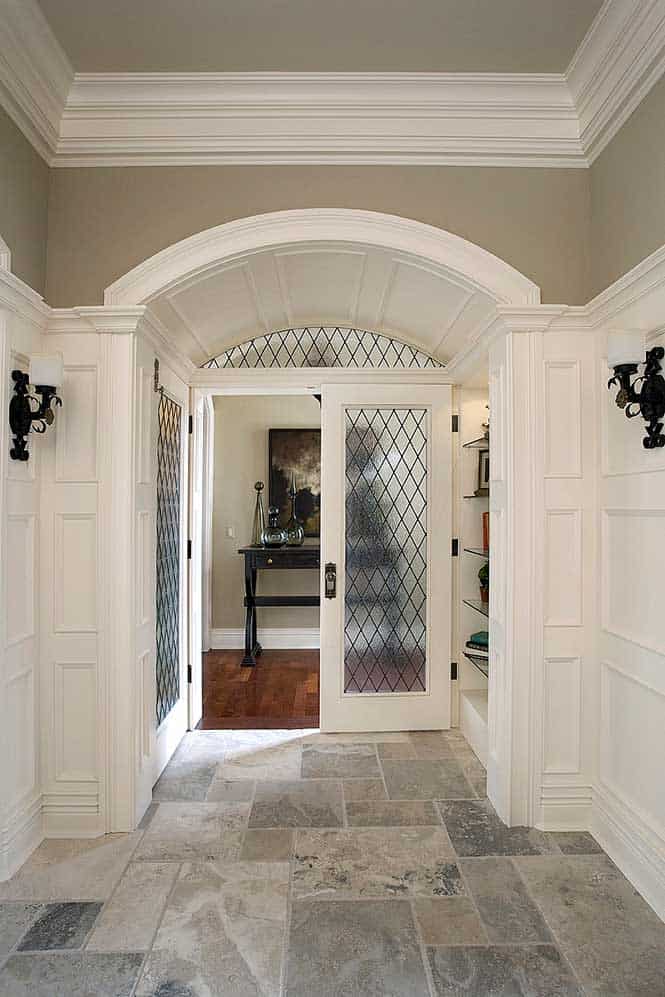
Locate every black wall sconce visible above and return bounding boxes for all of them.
[607,332,665,450]
[9,354,64,461]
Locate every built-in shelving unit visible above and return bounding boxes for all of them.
[456,396,490,768]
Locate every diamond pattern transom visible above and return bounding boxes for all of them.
[344,408,428,695]
[201,327,441,369]
[155,391,182,727]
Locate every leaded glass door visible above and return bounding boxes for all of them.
[320,383,452,731]
[156,390,183,728]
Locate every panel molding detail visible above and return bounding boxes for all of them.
[544,509,583,627]
[544,360,581,478]
[53,513,98,634]
[5,514,36,646]
[53,661,97,784]
[543,656,582,775]
[55,364,99,483]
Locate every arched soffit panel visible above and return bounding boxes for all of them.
[105,209,540,308]
[202,326,442,369]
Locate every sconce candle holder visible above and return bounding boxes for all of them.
[607,346,665,449]
[9,369,62,461]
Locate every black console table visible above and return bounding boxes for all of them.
[238,545,320,666]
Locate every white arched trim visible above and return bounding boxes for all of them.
[104,209,540,308]
[0,233,12,272]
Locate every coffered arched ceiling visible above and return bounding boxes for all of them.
[106,211,539,366]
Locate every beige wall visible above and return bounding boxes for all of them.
[212,394,321,632]
[0,107,50,294]
[590,73,665,298]
[45,165,591,307]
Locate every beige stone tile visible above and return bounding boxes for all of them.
[413,896,487,946]
[86,862,178,952]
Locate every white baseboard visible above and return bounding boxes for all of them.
[41,791,105,838]
[0,793,43,881]
[537,783,593,831]
[592,784,665,921]
[210,627,320,650]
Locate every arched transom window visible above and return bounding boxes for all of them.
[201,326,442,369]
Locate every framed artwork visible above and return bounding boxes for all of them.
[268,428,321,537]
[476,448,490,496]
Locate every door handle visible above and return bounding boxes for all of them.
[324,562,337,599]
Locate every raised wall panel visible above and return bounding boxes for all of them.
[6,670,35,803]
[137,650,153,766]
[601,660,665,838]
[137,367,153,485]
[55,366,98,482]
[54,661,97,783]
[54,513,97,633]
[6,514,35,645]
[136,510,151,626]
[543,656,581,774]
[545,509,582,627]
[602,509,664,653]
[488,364,505,484]
[544,361,581,478]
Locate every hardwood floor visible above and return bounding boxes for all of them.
[200,649,320,729]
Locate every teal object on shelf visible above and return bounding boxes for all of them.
[469,630,488,647]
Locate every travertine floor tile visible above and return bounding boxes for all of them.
[86,862,178,952]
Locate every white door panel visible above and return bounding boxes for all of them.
[319,382,452,732]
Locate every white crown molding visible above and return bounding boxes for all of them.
[1,1,664,167]
[567,0,665,163]
[0,0,72,161]
[55,71,582,167]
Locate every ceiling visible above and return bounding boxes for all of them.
[37,0,602,74]
[147,241,499,367]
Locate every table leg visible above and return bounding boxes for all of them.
[251,567,262,657]
[242,558,256,666]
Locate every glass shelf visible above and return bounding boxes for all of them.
[464,547,489,558]
[463,651,489,679]
[463,493,489,499]
[462,435,490,449]
[462,598,489,618]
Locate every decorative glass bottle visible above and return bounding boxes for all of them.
[285,472,305,546]
[261,506,287,548]
[251,481,266,546]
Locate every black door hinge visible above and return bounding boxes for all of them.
[452,414,459,433]
[451,538,459,557]
[451,661,458,680]
[187,664,192,684]
[187,539,192,559]
[188,415,193,434]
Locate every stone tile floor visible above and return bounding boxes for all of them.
[1,728,664,996]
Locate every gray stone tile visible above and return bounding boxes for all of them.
[547,831,604,855]
[249,780,343,828]
[151,762,217,802]
[376,741,417,759]
[136,861,289,997]
[516,854,665,996]
[346,801,440,826]
[205,778,255,802]
[0,835,142,901]
[0,951,143,996]
[134,802,247,861]
[216,741,302,782]
[413,897,487,946]
[408,731,458,759]
[138,802,158,830]
[240,829,294,861]
[286,899,430,997]
[301,743,380,779]
[17,902,102,951]
[301,731,410,745]
[0,904,43,959]
[439,799,560,856]
[382,759,476,800]
[86,862,178,952]
[293,827,462,899]
[427,945,583,996]
[342,778,387,802]
[461,857,552,943]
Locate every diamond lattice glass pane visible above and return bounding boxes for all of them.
[155,392,182,727]
[344,408,428,694]
[201,327,441,369]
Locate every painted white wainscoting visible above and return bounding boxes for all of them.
[39,332,104,837]
[210,628,320,650]
[538,331,598,831]
[593,327,665,920]
[0,273,48,878]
